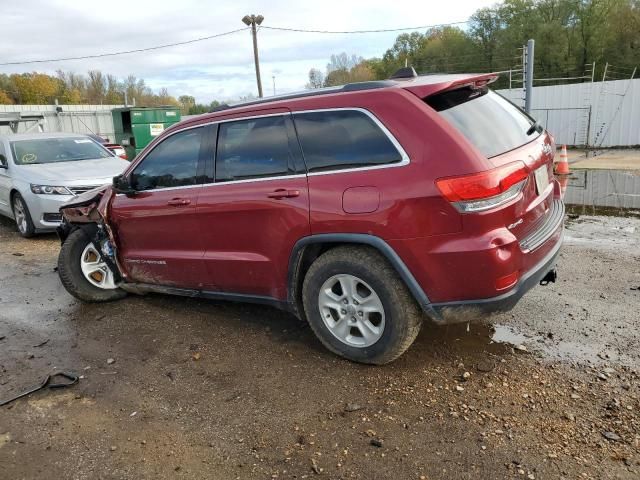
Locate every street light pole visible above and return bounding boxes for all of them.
[242,14,264,98]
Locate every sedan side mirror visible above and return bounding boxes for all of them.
[0,154,7,168]
[112,174,135,195]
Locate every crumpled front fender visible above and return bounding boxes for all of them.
[57,185,126,281]
[59,185,113,224]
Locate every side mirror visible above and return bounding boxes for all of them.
[112,174,135,195]
[0,154,7,168]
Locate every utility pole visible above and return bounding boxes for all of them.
[242,14,264,98]
[272,75,276,96]
[524,39,535,114]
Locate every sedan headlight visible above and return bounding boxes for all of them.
[30,184,73,195]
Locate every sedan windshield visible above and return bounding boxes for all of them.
[10,137,113,165]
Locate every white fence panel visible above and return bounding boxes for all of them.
[1,79,639,147]
[497,78,640,147]
[0,104,119,142]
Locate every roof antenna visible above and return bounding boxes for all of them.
[389,66,418,80]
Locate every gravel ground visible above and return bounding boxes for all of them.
[0,214,639,479]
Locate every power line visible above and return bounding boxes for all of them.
[260,21,469,34]
[0,28,248,66]
[0,20,474,67]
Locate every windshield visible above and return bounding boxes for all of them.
[426,88,540,158]
[10,137,113,165]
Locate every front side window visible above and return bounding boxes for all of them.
[216,115,294,182]
[11,137,112,165]
[293,110,403,172]
[131,127,203,191]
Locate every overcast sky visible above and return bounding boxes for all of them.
[1,0,495,103]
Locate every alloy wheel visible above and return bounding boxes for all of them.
[80,243,117,290]
[12,197,28,235]
[318,274,386,348]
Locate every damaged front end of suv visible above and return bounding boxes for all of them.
[57,183,124,288]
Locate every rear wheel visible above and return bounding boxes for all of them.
[12,193,35,238]
[57,228,126,302]
[302,246,423,364]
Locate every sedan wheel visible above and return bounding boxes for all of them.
[12,194,35,237]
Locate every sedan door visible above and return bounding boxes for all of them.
[110,125,213,289]
[0,141,12,216]
[195,112,310,299]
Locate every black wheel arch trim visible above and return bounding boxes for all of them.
[287,233,440,321]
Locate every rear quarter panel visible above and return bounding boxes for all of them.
[295,89,491,240]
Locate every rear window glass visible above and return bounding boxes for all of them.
[10,137,112,165]
[426,88,539,158]
[293,110,402,172]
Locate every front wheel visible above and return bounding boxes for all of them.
[57,228,127,302]
[12,193,35,237]
[302,246,423,365]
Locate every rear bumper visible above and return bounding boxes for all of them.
[430,226,563,323]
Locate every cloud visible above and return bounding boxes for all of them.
[0,0,494,102]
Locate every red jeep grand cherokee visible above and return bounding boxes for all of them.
[56,72,563,364]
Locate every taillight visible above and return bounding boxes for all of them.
[113,147,128,160]
[436,161,529,213]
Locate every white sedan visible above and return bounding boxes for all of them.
[0,132,129,237]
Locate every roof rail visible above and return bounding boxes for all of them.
[210,81,396,113]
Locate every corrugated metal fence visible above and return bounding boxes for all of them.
[0,104,119,142]
[497,78,640,148]
[1,78,639,147]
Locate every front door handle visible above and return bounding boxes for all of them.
[167,198,191,206]
[267,189,300,199]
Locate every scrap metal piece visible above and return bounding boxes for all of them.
[0,372,79,407]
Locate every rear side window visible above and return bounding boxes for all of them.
[131,127,203,191]
[216,115,295,182]
[426,88,538,158]
[293,110,402,172]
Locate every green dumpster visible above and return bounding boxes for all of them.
[111,106,181,160]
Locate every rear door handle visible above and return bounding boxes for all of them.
[267,189,300,199]
[167,198,191,206]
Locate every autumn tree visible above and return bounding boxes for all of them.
[0,90,13,104]
[86,70,107,104]
[9,73,59,103]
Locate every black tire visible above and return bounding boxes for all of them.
[302,246,423,365]
[12,193,36,238]
[57,228,127,303]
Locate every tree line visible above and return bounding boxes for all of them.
[308,0,639,90]
[0,70,180,108]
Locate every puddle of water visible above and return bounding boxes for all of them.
[491,324,635,367]
[491,324,530,346]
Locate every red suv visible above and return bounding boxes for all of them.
[56,72,563,364]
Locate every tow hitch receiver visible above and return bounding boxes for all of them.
[540,269,557,286]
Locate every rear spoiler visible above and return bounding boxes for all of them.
[401,73,499,99]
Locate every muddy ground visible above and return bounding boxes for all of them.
[0,214,639,480]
